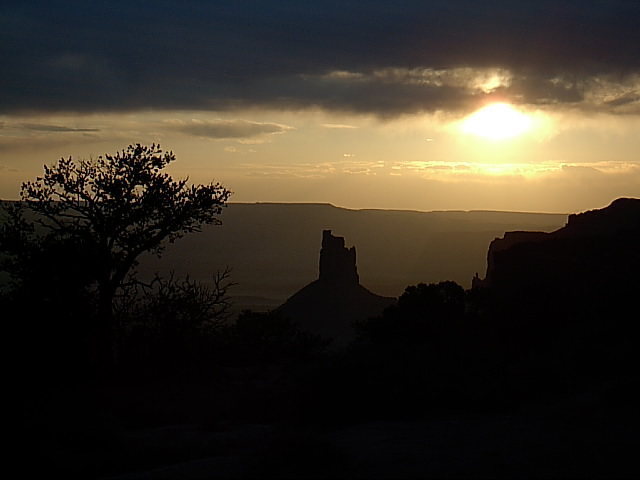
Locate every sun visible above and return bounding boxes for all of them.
[459,103,532,140]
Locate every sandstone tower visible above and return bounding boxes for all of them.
[277,230,395,343]
[318,230,359,286]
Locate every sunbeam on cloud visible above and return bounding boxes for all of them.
[321,123,358,129]
[458,103,533,140]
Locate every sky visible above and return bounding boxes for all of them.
[1,0,639,213]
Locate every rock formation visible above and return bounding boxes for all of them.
[318,229,359,286]
[277,230,395,343]
[473,198,640,313]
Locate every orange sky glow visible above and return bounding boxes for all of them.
[1,3,639,213]
[2,101,638,213]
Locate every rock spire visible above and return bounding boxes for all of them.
[318,230,359,286]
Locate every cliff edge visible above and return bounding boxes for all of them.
[473,198,640,308]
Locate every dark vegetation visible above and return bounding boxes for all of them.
[3,148,640,477]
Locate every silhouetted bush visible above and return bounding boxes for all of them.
[219,310,330,366]
[115,270,234,376]
[356,281,466,345]
[1,232,98,383]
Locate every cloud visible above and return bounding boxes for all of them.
[19,123,99,132]
[1,1,639,116]
[231,159,388,179]
[321,123,358,129]
[169,119,292,139]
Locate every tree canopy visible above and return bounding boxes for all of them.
[1,144,231,369]
[17,144,230,288]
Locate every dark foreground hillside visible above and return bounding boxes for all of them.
[8,198,640,478]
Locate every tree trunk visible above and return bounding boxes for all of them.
[94,281,116,379]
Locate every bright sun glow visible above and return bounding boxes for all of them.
[459,103,533,140]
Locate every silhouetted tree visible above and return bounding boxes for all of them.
[1,144,231,370]
[117,269,235,335]
[116,269,235,373]
[357,281,466,344]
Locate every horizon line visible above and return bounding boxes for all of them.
[226,201,572,216]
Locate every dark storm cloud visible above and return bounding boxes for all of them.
[1,0,639,115]
[605,93,640,107]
